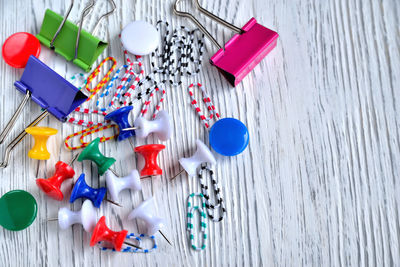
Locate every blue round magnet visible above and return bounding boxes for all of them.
[209,118,249,156]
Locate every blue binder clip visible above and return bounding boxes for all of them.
[0,56,87,168]
[14,56,87,122]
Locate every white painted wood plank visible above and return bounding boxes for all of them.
[0,0,399,266]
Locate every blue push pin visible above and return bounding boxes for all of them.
[105,107,172,144]
[209,118,249,156]
[70,174,121,208]
[104,106,135,141]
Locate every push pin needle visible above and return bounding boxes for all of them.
[128,138,135,152]
[123,241,143,250]
[69,154,79,166]
[159,230,173,246]
[122,127,138,131]
[105,198,123,207]
[109,168,119,177]
[170,169,184,180]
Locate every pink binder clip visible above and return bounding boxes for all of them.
[174,0,279,86]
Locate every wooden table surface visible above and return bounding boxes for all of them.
[0,0,399,266]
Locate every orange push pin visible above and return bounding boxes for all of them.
[25,126,58,160]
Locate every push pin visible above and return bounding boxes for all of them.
[48,200,97,232]
[171,139,216,180]
[77,137,116,176]
[104,106,135,141]
[25,126,58,160]
[90,216,142,250]
[128,110,172,141]
[0,55,87,168]
[134,144,165,177]
[105,107,172,142]
[36,160,75,201]
[174,0,279,86]
[70,173,121,208]
[105,169,142,202]
[36,0,116,71]
[127,197,172,246]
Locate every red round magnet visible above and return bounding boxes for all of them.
[2,32,41,68]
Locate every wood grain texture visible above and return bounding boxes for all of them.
[0,0,399,266]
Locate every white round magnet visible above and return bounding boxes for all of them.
[120,20,160,56]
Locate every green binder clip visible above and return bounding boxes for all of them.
[36,0,116,72]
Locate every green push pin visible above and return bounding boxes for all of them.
[0,190,37,231]
[78,137,116,176]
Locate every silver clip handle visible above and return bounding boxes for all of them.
[75,0,116,59]
[48,0,116,59]
[0,111,49,169]
[50,0,75,48]
[92,0,116,35]
[0,91,32,144]
[75,0,96,60]
[193,0,242,34]
[173,0,243,49]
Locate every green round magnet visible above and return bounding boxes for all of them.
[0,190,37,231]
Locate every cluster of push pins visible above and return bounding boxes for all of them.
[0,0,278,253]
[41,135,173,250]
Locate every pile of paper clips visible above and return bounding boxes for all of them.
[0,0,278,253]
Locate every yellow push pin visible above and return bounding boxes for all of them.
[25,127,58,160]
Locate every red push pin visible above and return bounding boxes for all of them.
[134,144,165,177]
[90,216,141,251]
[36,160,75,201]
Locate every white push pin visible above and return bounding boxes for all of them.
[123,110,172,141]
[171,139,216,180]
[127,197,172,246]
[105,169,142,202]
[50,200,97,232]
